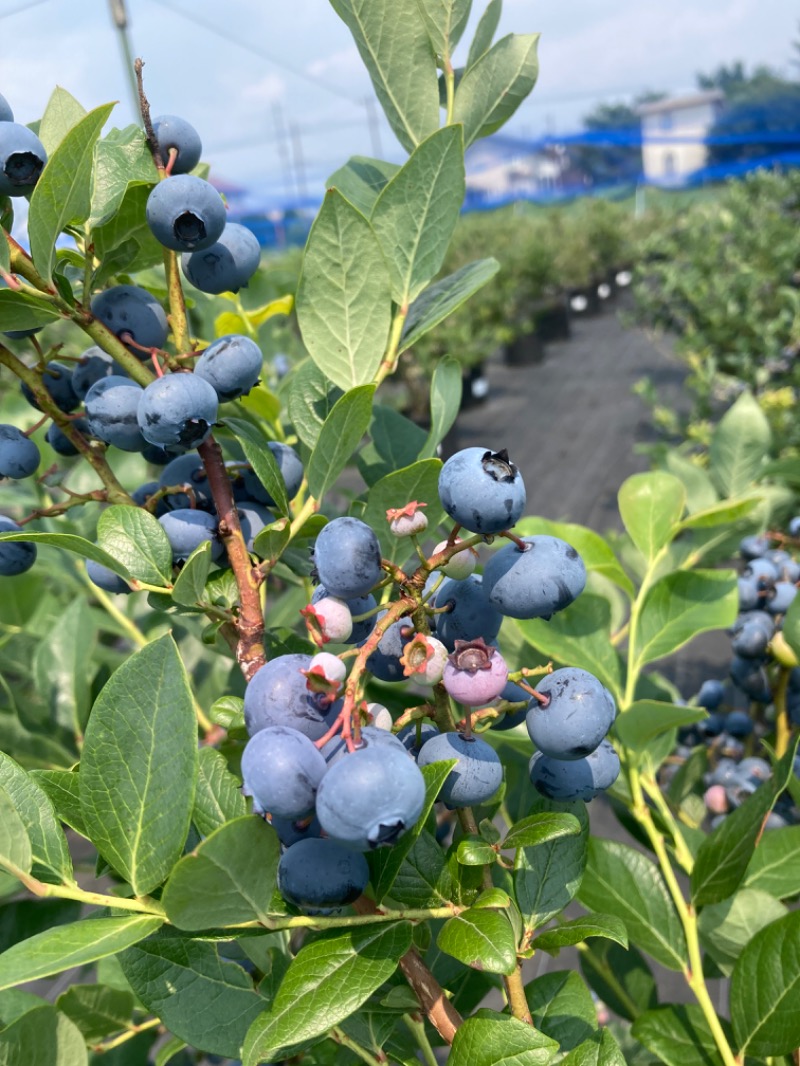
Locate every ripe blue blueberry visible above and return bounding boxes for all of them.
[0,93,13,122]
[237,502,275,552]
[152,114,202,174]
[417,732,503,807]
[244,653,341,740]
[321,725,406,766]
[194,334,263,403]
[85,376,147,452]
[46,419,90,457]
[0,123,47,196]
[527,667,615,759]
[529,738,620,802]
[21,361,79,413]
[145,175,226,253]
[724,710,754,738]
[364,613,413,682]
[729,655,771,702]
[91,286,169,356]
[137,373,219,448]
[0,425,39,479]
[738,534,770,560]
[696,679,725,710]
[86,559,131,595]
[72,347,127,400]
[278,838,369,912]
[241,726,327,820]
[0,517,36,576]
[731,619,772,659]
[768,581,797,615]
[158,454,214,511]
[482,535,586,620]
[181,222,261,294]
[131,480,160,509]
[315,744,426,850]
[158,508,223,562]
[737,577,760,612]
[397,722,440,757]
[268,813,322,848]
[432,574,502,650]
[313,516,382,599]
[438,447,526,534]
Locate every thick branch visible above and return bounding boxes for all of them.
[198,435,266,681]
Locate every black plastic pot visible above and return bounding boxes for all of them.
[461,362,490,407]
[533,296,571,343]
[504,330,546,367]
[568,286,602,316]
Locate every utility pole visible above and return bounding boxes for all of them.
[107,0,141,121]
[271,102,294,202]
[289,121,307,200]
[365,96,382,158]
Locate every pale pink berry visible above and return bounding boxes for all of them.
[433,538,477,580]
[387,500,428,537]
[704,784,729,815]
[443,638,509,706]
[367,702,393,730]
[308,651,346,684]
[399,633,449,686]
[300,597,353,645]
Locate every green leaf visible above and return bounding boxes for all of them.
[559,1029,625,1066]
[91,182,163,281]
[421,356,462,458]
[37,87,87,154]
[33,596,95,736]
[709,389,771,496]
[467,0,502,66]
[56,983,135,1043]
[515,517,634,599]
[171,540,212,607]
[453,34,540,146]
[96,505,173,586]
[437,907,517,974]
[399,257,500,353]
[0,1004,88,1066]
[614,700,706,752]
[698,888,787,976]
[447,1011,559,1066]
[252,518,291,563]
[515,797,589,935]
[743,824,800,898]
[30,769,86,837]
[193,747,247,837]
[242,922,412,1065]
[29,103,114,283]
[457,837,497,865]
[163,816,280,930]
[154,1036,189,1066]
[362,457,443,562]
[0,753,71,883]
[0,787,31,878]
[0,988,46,1027]
[618,471,686,561]
[330,0,440,153]
[416,0,472,56]
[372,125,465,305]
[0,915,163,991]
[208,696,245,731]
[730,910,800,1056]
[516,594,625,704]
[225,417,290,517]
[502,812,581,850]
[691,738,799,907]
[533,915,628,956]
[296,189,392,392]
[326,155,401,216]
[307,383,376,499]
[663,450,718,513]
[634,569,738,670]
[89,124,158,227]
[677,494,763,530]
[632,1005,734,1066]
[579,941,657,1023]
[369,759,457,903]
[0,289,63,332]
[80,635,198,896]
[577,838,687,971]
[782,592,800,661]
[286,361,344,450]
[0,529,131,578]
[358,404,429,484]
[120,933,266,1059]
[525,970,597,1052]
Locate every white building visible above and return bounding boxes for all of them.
[637,90,725,184]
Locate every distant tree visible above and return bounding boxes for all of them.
[574,92,664,185]
[701,66,800,165]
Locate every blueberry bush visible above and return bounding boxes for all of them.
[0,5,798,1066]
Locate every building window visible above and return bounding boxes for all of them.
[663,151,676,176]
[660,111,673,131]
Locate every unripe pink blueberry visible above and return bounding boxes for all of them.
[433,538,477,580]
[367,702,393,730]
[704,784,729,815]
[307,652,347,685]
[442,638,509,706]
[386,500,428,537]
[300,597,353,645]
[400,633,449,686]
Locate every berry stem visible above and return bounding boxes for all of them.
[198,435,266,682]
[774,666,792,759]
[374,305,408,385]
[0,345,132,504]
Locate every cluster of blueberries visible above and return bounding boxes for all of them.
[670,525,800,829]
[238,447,621,912]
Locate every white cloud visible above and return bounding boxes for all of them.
[241,72,287,106]
[306,45,362,80]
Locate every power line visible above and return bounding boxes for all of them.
[148,0,366,106]
[0,0,52,19]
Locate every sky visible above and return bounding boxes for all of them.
[0,0,796,208]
